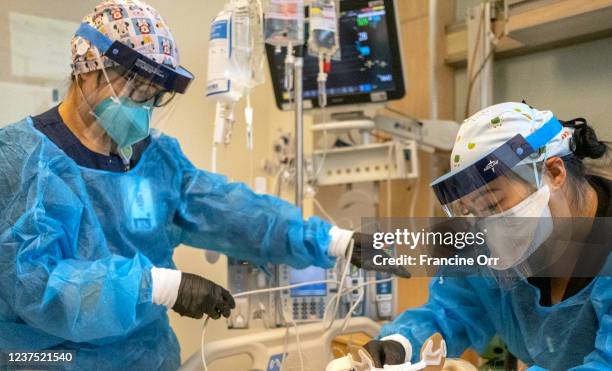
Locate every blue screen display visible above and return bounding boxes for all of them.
[267,0,405,109]
[289,266,327,297]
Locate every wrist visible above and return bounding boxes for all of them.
[151,267,182,308]
[328,226,355,257]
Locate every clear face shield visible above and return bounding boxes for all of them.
[440,161,544,218]
[72,23,193,161]
[430,118,582,286]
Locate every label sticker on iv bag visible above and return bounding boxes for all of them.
[206,16,231,97]
[309,4,338,33]
[266,0,302,21]
[210,20,229,40]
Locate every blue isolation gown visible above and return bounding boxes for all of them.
[0,118,335,370]
[379,261,611,370]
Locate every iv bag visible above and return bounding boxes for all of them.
[206,7,243,103]
[207,1,265,103]
[206,0,266,157]
[264,0,305,47]
[233,0,266,90]
[308,0,339,57]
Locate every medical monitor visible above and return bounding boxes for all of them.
[267,0,406,110]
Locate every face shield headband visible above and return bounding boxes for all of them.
[431,117,564,211]
[74,23,194,94]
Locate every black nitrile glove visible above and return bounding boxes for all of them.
[363,340,407,368]
[351,232,411,278]
[172,273,236,320]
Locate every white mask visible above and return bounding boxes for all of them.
[480,185,553,271]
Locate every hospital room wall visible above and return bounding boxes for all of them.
[0,1,89,82]
[452,0,612,139]
[0,1,97,124]
[453,35,612,140]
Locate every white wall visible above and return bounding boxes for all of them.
[0,0,98,125]
[452,0,612,140]
[455,0,483,22]
[454,36,612,141]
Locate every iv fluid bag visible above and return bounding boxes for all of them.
[206,8,242,103]
[308,0,339,57]
[207,1,266,102]
[235,0,266,90]
[264,0,305,47]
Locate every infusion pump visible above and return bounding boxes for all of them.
[227,259,396,329]
[277,266,336,323]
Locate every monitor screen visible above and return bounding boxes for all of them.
[267,0,405,110]
[289,266,327,297]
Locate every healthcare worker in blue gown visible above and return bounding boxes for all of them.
[363,102,612,370]
[0,1,403,370]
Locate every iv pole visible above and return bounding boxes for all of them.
[293,45,305,211]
